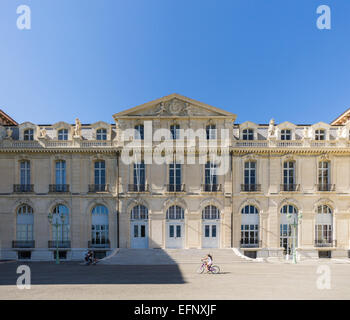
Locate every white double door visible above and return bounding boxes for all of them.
[166,221,184,248]
[131,221,148,248]
[202,220,220,248]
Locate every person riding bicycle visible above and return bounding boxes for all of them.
[201,253,213,272]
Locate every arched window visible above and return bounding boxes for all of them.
[166,205,184,220]
[202,205,220,219]
[51,205,69,241]
[131,205,148,220]
[96,128,107,140]
[280,204,298,255]
[16,205,34,242]
[315,205,333,246]
[91,205,109,246]
[58,129,68,141]
[240,205,259,247]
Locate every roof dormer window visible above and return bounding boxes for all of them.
[58,129,68,141]
[315,129,325,141]
[23,129,34,141]
[242,129,254,140]
[281,129,291,141]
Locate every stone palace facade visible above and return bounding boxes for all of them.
[1,93,350,261]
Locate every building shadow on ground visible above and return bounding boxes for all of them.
[0,249,187,285]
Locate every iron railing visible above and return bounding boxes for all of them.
[201,184,222,192]
[166,184,185,192]
[280,184,300,192]
[128,184,149,192]
[88,240,110,248]
[12,240,35,248]
[13,184,34,193]
[49,184,70,192]
[48,240,71,248]
[241,184,261,192]
[317,184,335,192]
[315,239,337,247]
[88,184,109,192]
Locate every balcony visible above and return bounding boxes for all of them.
[12,240,35,248]
[13,184,34,193]
[128,184,149,192]
[201,184,222,192]
[49,184,70,193]
[88,184,109,192]
[166,184,185,192]
[315,239,337,248]
[241,184,261,192]
[317,184,335,192]
[88,240,110,248]
[280,184,300,192]
[48,240,71,248]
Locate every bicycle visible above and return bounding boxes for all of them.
[196,262,220,274]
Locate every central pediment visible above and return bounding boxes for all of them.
[113,93,236,120]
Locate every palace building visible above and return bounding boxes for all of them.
[1,93,350,261]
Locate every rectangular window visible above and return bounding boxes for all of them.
[55,161,66,186]
[94,161,106,186]
[20,161,30,186]
[242,129,254,140]
[205,162,217,187]
[241,224,258,247]
[134,225,138,238]
[315,130,325,141]
[52,224,69,242]
[170,125,180,140]
[315,224,332,245]
[280,224,293,255]
[212,225,217,238]
[140,225,146,238]
[244,161,256,186]
[135,125,144,140]
[205,225,210,238]
[283,161,295,186]
[206,125,216,140]
[96,129,107,140]
[176,225,181,238]
[134,162,145,188]
[169,225,174,238]
[16,224,33,241]
[169,163,181,191]
[318,162,329,188]
[281,129,291,141]
[92,224,109,244]
[58,129,68,141]
[24,129,34,141]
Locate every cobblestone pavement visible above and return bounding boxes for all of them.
[0,260,349,299]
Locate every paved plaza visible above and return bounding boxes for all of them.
[0,258,349,300]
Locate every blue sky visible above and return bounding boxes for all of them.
[0,0,349,125]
